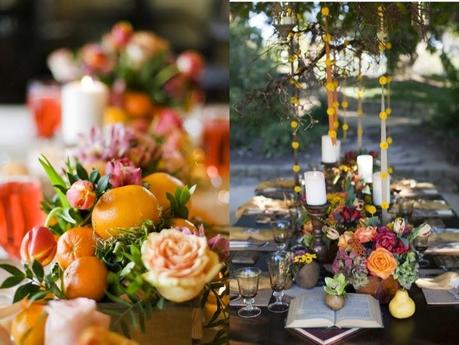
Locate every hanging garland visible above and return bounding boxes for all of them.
[377,5,390,213]
[357,54,364,149]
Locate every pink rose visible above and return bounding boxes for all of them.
[354,226,376,243]
[105,158,142,187]
[153,108,183,136]
[45,298,110,345]
[141,229,222,302]
[110,21,133,49]
[374,228,397,252]
[80,43,114,74]
[66,180,96,209]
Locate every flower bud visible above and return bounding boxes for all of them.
[417,223,432,238]
[20,226,57,266]
[66,180,96,210]
[393,218,406,234]
[176,51,204,80]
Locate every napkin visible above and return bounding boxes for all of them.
[415,272,459,290]
[230,228,274,242]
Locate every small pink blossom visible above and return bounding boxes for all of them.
[105,158,142,187]
[153,109,183,136]
[208,234,229,261]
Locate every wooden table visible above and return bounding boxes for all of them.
[230,184,459,345]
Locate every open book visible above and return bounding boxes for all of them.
[285,289,383,329]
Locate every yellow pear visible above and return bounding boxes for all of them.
[389,289,415,319]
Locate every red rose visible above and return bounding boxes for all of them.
[374,228,397,252]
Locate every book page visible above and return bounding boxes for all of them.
[285,289,335,328]
[335,294,383,328]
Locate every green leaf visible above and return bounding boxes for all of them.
[13,283,40,303]
[120,262,135,278]
[61,208,77,224]
[105,290,131,307]
[67,172,78,185]
[38,155,70,209]
[31,260,44,282]
[120,319,131,338]
[29,291,50,302]
[75,162,89,180]
[89,169,100,184]
[96,175,111,194]
[0,264,24,278]
[24,265,34,280]
[53,184,68,195]
[1,275,25,289]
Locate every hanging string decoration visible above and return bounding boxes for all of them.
[356,54,364,149]
[377,5,390,215]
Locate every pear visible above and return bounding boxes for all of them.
[389,289,415,319]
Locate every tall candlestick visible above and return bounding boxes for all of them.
[357,155,373,183]
[322,135,338,163]
[304,171,327,206]
[372,172,391,206]
[61,76,108,145]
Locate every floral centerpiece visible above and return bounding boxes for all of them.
[0,155,228,343]
[48,21,204,121]
[331,217,431,303]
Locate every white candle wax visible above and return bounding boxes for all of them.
[304,171,327,206]
[334,139,341,162]
[321,135,338,163]
[61,76,108,145]
[372,172,391,206]
[357,155,373,183]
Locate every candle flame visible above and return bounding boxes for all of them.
[81,75,94,88]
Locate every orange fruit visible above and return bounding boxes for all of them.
[11,303,47,345]
[123,92,153,118]
[64,256,108,301]
[169,218,198,234]
[104,106,128,125]
[92,185,161,239]
[56,227,96,270]
[143,172,190,212]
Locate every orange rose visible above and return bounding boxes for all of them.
[141,229,222,302]
[353,226,376,243]
[338,231,353,249]
[367,247,398,280]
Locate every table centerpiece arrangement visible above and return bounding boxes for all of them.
[0,153,228,344]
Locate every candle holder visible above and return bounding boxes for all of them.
[322,162,337,193]
[305,202,329,262]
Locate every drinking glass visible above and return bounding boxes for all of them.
[27,80,61,139]
[271,219,290,251]
[0,177,45,258]
[414,235,430,267]
[267,251,290,313]
[235,267,262,318]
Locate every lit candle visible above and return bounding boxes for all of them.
[304,171,327,205]
[372,172,391,206]
[357,155,373,183]
[61,76,108,145]
[321,135,338,163]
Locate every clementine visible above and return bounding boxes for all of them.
[92,185,161,239]
[56,227,96,270]
[169,218,198,234]
[11,303,47,345]
[123,92,153,118]
[143,172,190,212]
[104,106,128,125]
[64,256,108,301]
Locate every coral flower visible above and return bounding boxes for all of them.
[66,180,96,210]
[367,247,398,280]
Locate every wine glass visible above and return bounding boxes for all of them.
[271,219,290,251]
[414,235,430,267]
[235,267,262,318]
[267,251,290,313]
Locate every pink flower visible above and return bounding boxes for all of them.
[176,51,204,80]
[110,21,133,49]
[105,158,142,187]
[153,108,183,136]
[66,180,96,209]
[208,234,229,261]
[81,43,114,74]
[374,227,397,252]
[354,226,376,243]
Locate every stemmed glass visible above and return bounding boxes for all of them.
[267,251,290,313]
[414,235,430,267]
[235,267,262,318]
[271,219,290,251]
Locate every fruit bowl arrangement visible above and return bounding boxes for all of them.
[0,154,228,344]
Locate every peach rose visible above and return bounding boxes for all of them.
[141,229,222,302]
[367,247,398,280]
[338,231,353,249]
[353,226,376,243]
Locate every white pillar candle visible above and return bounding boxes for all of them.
[321,135,338,163]
[372,172,391,206]
[61,76,108,145]
[304,171,327,206]
[334,139,341,162]
[357,154,373,183]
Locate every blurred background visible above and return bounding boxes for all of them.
[0,0,228,103]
